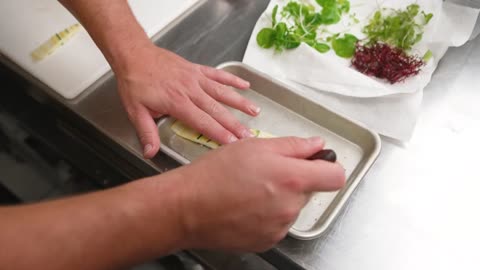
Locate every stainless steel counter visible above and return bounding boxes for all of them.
[2,0,480,269]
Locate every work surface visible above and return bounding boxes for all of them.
[2,1,480,269]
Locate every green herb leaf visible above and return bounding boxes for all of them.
[332,34,358,58]
[283,34,302,49]
[257,0,352,55]
[338,0,350,13]
[311,42,331,53]
[303,12,323,29]
[315,0,346,25]
[275,22,288,39]
[282,2,309,18]
[257,28,276,49]
[363,4,433,50]
[423,50,433,62]
[273,22,301,50]
[321,6,342,25]
[315,0,332,7]
[407,4,420,17]
[272,5,279,26]
[295,27,317,40]
[422,11,433,24]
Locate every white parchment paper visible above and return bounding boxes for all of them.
[243,0,479,140]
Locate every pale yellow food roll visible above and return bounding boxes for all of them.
[31,23,81,62]
[171,120,275,149]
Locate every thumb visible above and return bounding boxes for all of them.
[130,106,161,159]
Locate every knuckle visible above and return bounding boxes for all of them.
[138,131,155,145]
[196,114,210,132]
[262,181,277,198]
[213,84,227,99]
[281,177,303,192]
[185,80,200,91]
[240,98,252,110]
[208,101,223,116]
[284,137,303,152]
[198,65,210,74]
[235,77,245,86]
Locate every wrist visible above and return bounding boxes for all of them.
[123,171,191,254]
[169,165,206,250]
[107,37,154,76]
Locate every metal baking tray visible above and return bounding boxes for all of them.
[158,62,381,240]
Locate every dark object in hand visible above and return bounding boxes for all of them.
[308,149,337,163]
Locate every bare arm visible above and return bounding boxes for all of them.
[60,0,260,159]
[0,173,187,270]
[59,0,151,72]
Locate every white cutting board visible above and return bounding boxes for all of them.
[0,0,202,99]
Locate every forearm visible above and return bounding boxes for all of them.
[59,0,151,73]
[0,172,187,270]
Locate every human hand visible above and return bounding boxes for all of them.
[115,44,260,159]
[174,137,346,252]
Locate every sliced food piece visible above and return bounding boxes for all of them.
[31,23,81,62]
[171,120,275,149]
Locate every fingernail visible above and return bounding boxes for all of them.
[308,137,324,146]
[228,135,239,143]
[249,105,261,115]
[144,144,153,155]
[242,129,255,138]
